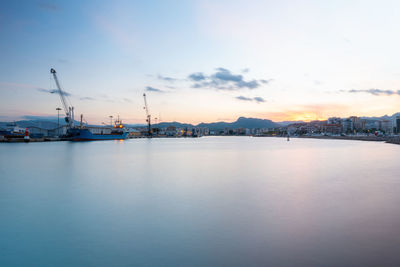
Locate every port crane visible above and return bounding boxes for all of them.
[51,68,74,128]
[143,93,152,136]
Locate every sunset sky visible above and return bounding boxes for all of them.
[1,0,400,124]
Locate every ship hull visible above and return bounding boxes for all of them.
[68,128,128,141]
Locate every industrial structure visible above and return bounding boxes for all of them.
[143,93,152,136]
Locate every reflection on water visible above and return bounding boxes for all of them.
[1,137,400,266]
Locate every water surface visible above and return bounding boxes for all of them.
[1,137,400,266]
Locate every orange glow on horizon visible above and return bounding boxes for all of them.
[286,113,327,122]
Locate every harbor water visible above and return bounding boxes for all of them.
[1,137,400,266]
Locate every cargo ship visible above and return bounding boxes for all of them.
[50,68,128,141]
[68,117,128,141]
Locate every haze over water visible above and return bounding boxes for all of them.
[1,137,400,266]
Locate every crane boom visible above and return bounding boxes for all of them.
[143,93,152,136]
[51,68,74,128]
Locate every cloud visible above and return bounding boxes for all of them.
[37,88,71,96]
[37,87,98,101]
[345,89,400,96]
[214,68,243,82]
[235,96,266,103]
[236,96,253,101]
[188,72,206,81]
[80,97,95,101]
[157,75,177,82]
[253,97,266,103]
[37,2,59,11]
[123,98,133,103]
[146,86,165,93]
[189,68,268,90]
[260,79,272,84]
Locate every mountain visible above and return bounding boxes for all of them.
[1,117,280,130]
[277,120,305,126]
[0,117,83,130]
[361,112,400,121]
[0,120,61,130]
[231,117,278,129]
[154,117,279,130]
[153,122,195,128]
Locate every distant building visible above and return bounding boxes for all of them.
[380,120,392,133]
[364,120,377,131]
[396,117,400,133]
[350,116,363,131]
[327,117,342,125]
[342,118,352,132]
[128,128,141,137]
[166,126,177,136]
[321,124,342,135]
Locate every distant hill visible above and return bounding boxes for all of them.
[0,117,82,130]
[153,122,195,129]
[231,117,278,129]
[154,117,279,130]
[361,112,400,121]
[0,120,61,130]
[276,120,305,126]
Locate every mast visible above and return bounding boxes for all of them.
[143,93,152,136]
[50,68,74,128]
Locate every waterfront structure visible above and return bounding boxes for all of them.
[327,117,342,125]
[380,120,393,134]
[396,116,400,133]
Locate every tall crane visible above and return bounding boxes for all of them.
[143,93,152,136]
[50,68,74,128]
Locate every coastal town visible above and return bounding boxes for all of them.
[2,114,400,144]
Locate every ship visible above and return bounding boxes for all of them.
[68,116,128,141]
[50,68,129,141]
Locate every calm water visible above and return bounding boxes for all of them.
[1,137,400,266]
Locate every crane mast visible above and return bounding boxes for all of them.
[50,68,74,128]
[143,93,152,136]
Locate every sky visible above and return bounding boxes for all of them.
[1,0,400,124]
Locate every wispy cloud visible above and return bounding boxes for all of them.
[188,72,206,81]
[344,89,400,96]
[146,86,165,93]
[188,68,269,90]
[157,75,177,82]
[37,88,71,96]
[80,96,95,101]
[97,94,133,103]
[235,96,266,103]
[253,97,265,103]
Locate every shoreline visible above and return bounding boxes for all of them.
[292,135,400,145]
[2,135,400,145]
